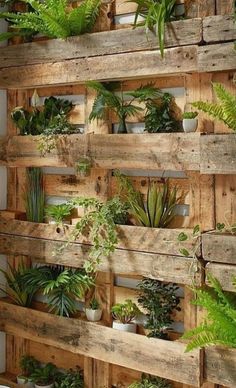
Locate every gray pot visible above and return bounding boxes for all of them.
[17,375,34,387]
[183,118,198,133]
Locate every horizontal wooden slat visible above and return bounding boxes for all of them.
[206,263,236,291]
[0,301,201,386]
[2,133,200,171]
[203,15,236,43]
[198,42,236,73]
[0,373,18,388]
[202,232,236,264]
[205,347,236,387]
[200,134,236,174]
[0,19,202,69]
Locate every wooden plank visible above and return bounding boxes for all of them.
[198,42,236,73]
[185,0,215,17]
[0,300,201,386]
[0,137,7,164]
[0,45,198,89]
[0,372,18,388]
[0,19,202,69]
[216,0,235,15]
[203,15,236,43]
[3,133,201,171]
[205,347,236,387]
[206,263,236,291]
[215,174,236,225]
[202,233,236,264]
[200,134,236,174]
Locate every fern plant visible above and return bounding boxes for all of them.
[0,0,101,41]
[192,83,236,132]
[182,274,236,351]
[129,373,172,388]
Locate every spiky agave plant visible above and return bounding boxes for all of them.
[182,274,236,351]
[0,0,101,41]
[192,83,236,132]
[24,167,45,223]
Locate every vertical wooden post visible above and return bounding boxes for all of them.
[185,0,216,18]
[215,0,234,15]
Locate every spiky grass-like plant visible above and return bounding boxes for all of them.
[192,83,236,131]
[24,167,45,223]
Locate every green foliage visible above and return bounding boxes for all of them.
[138,278,181,338]
[22,265,93,316]
[116,172,178,228]
[0,261,33,307]
[112,299,141,324]
[216,222,236,234]
[76,157,92,177]
[89,297,100,310]
[55,367,84,388]
[0,0,101,41]
[30,362,57,385]
[182,274,236,351]
[19,355,40,377]
[182,111,198,119]
[24,167,45,223]
[45,203,73,225]
[177,224,200,258]
[130,0,176,57]
[192,83,236,132]
[129,373,172,388]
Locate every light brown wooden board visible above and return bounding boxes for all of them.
[0,300,201,386]
[205,347,236,387]
[203,15,236,43]
[215,0,235,15]
[206,263,236,291]
[202,233,236,264]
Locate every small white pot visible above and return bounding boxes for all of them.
[183,118,198,133]
[48,219,70,225]
[85,308,102,322]
[35,383,54,388]
[112,321,137,333]
[17,376,34,387]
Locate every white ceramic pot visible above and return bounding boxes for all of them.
[85,308,102,322]
[35,383,54,388]
[48,219,70,225]
[183,118,198,133]
[17,376,34,387]
[112,321,137,333]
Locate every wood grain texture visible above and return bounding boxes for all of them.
[198,42,236,73]
[216,0,235,15]
[0,300,201,386]
[202,232,236,264]
[206,263,236,291]
[185,0,215,17]
[0,372,18,388]
[200,134,236,174]
[203,15,236,43]
[205,347,236,387]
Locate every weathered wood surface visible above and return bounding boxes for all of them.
[203,15,236,43]
[216,0,235,15]
[198,42,236,73]
[206,263,236,292]
[202,232,236,264]
[205,347,236,387]
[0,19,202,69]
[0,373,18,388]
[0,301,201,386]
[0,136,7,164]
[2,133,200,171]
[200,134,236,174]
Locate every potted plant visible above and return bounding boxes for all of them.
[128,373,172,388]
[45,203,73,225]
[85,297,102,322]
[17,355,40,387]
[112,299,141,333]
[55,367,84,388]
[76,157,92,177]
[182,111,198,132]
[30,362,57,388]
[24,167,45,223]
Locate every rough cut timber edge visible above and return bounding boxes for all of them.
[205,347,236,387]
[0,300,202,387]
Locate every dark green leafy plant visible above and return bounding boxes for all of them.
[129,373,172,388]
[24,167,45,223]
[138,278,181,338]
[0,0,101,41]
[130,0,176,57]
[22,265,94,316]
[192,83,236,131]
[112,299,141,324]
[55,367,84,388]
[19,355,40,379]
[0,261,34,307]
[45,203,73,225]
[89,297,100,310]
[182,274,236,351]
[30,362,57,386]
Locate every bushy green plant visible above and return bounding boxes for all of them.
[55,367,84,388]
[30,362,57,385]
[130,0,176,57]
[138,278,181,338]
[89,297,100,310]
[182,111,198,119]
[112,299,141,324]
[192,83,236,131]
[45,203,73,225]
[182,274,236,351]
[19,355,40,379]
[76,157,92,177]
[24,167,45,223]
[22,265,93,316]
[0,0,101,41]
[0,261,34,307]
[129,373,172,388]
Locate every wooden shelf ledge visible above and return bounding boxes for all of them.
[205,347,236,387]
[0,372,18,388]
[0,215,200,285]
[0,300,202,386]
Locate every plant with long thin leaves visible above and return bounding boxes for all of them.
[24,167,45,223]
[0,261,34,307]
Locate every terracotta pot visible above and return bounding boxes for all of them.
[112,321,137,333]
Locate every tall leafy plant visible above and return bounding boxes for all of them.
[130,0,176,57]
[24,167,45,223]
[192,83,236,132]
[182,274,236,351]
[0,0,101,41]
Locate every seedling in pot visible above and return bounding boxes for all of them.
[85,297,102,322]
